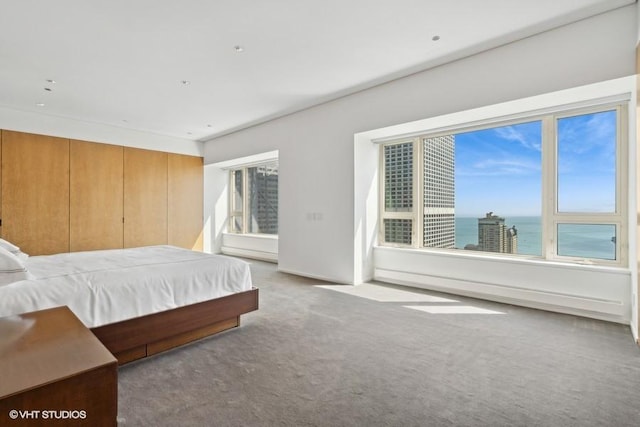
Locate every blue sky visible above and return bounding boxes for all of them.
[453,110,616,217]
[557,110,616,213]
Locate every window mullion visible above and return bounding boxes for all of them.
[242,168,249,233]
[414,138,423,248]
[541,115,556,260]
[228,170,235,232]
[378,144,386,245]
[617,104,628,265]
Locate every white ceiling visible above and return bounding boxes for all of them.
[0,0,634,142]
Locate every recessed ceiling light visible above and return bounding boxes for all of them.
[207,124,213,128]
[35,103,45,107]
[234,45,244,53]
[432,35,441,41]
[46,79,56,84]
[44,87,53,92]
[181,80,191,85]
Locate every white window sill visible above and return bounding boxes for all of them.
[222,233,278,263]
[374,245,629,274]
[223,232,278,240]
[373,245,631,323]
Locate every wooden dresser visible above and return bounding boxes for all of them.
[0,306,117,426]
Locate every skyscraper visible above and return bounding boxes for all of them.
[248,163,279,234]
[383,142,414,245]
[477,212,517,254]
[422,135,455,248]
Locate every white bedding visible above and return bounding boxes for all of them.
[0,245,252,328]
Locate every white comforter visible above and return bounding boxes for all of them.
[0,246,252,328]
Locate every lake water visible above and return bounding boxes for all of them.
[454,216,616,260]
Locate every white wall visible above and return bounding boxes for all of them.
[637,0,640,43]
[203,164,228,254]
[204,5,637,287]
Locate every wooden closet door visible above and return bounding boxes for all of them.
[1,131,70,255]
[70,140,124,251]
[124,147,167,248]
[168,154,203,250]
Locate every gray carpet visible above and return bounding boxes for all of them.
[117,259,640,426]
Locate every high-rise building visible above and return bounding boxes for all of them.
[477,212,517,254]
[422,135,455,248]
[382,136,455,247]
[505,225,518,254]
[248,163,279,234]
[383,142,414,245]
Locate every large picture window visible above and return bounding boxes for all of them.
[229,161,279,235]
[379,104,627,265]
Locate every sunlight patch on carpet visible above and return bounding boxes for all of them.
[404,305,505,315]
[316,283,457,303]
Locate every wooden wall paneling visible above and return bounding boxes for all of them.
[70,140,124,252]
[123,147,168,248]
[1,131,70,255]
[168,153,204,250]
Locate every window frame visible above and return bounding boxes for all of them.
[229,169,245,233]
[228,160,279,235]
[379,102,628,266]
[545,104,628,265]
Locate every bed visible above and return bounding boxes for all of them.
[0,243,258,364]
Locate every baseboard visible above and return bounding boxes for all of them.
[277,267,353,285]
[375,268,628,324]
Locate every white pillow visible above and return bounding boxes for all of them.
[0,238,20,252]
[0,238,29,260]
[14,251,29,261]
[0,245,34,286]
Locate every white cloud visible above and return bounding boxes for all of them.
[458,158,540,177]
[558,111,616,155]
[493,126,541,151]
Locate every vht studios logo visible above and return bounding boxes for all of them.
[8,409,87,420]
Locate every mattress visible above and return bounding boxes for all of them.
[0,245,253,328]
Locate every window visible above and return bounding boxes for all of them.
[229,161,279,234]
[379,104,627,265]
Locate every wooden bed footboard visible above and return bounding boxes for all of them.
[91,288,258,364]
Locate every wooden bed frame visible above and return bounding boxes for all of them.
[91,288,258,364]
